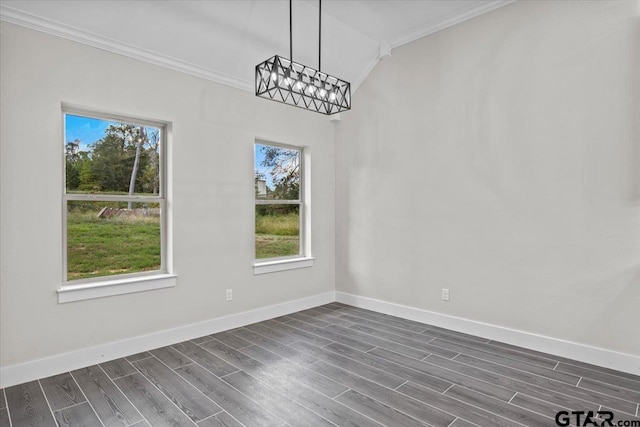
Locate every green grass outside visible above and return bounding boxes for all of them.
[255,211,300,259]
[67,209,300,280]
[255,235,300,259]
[67,211,161,280]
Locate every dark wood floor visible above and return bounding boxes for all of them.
[2,303,639,427]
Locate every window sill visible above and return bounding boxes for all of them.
[57,273,177,303]
[253,257,315,275]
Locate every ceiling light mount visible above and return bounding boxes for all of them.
[255,0,351,115]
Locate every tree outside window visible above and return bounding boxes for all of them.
[63,112,166,282]
[254,142,304,260]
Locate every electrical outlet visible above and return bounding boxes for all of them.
[226,289,233,302]
[441,288,450,301]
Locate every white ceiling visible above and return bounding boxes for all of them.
[0,0,513,92]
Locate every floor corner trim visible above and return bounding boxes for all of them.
[335,291,640,376]
[0,290,336,388]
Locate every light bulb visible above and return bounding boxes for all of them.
[283,67,293,86]
[319,89,327,98]
[271,72,277,81]
[329,92,336,101]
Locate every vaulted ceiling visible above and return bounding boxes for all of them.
[0,0,513,93]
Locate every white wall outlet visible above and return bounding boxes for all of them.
[226,289,233,302]
[442,288,450,301]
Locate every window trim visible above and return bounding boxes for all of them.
[253,140,312,273]
[60,105,171,293]
[57,273,177,303]
[253,257,315,275]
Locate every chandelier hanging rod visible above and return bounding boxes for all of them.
[289,0,321,71]
[318,0,321,72]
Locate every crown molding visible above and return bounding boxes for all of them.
[0,5,254,93]
[389,0,516,49]
[352,0,515,93]
[352,46,382,94]
[1,1,515,96]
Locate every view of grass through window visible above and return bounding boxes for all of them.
[67,201,161,280]
[255,143,302,259]
[65,114,162,280]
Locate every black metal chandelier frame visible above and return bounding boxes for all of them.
[255,0,351,115]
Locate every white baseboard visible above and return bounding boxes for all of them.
[335,292,640,376]
[0,291,335,388]
[3,289,637,388]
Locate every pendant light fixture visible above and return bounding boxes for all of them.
[255,0,351,115]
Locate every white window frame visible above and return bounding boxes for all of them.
[253,140,313,274]
[58,105,175,303]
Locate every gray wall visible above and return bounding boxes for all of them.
[2,0,639,370]
[336,0,640,356]
[0,23,335,366]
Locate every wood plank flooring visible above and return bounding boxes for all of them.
[2,303,639,427]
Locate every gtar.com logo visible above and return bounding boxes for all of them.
[555,410,640,427]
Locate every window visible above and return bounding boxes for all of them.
[254,141,312,272]
[62,109,168,288]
